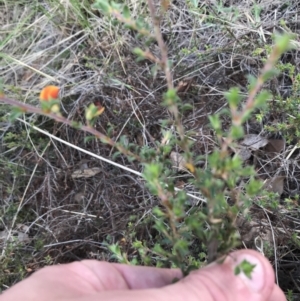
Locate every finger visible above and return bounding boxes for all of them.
[79,260,183,290]
[111,263,183,289]
[268,284,287,301]
[162,249,285,301]
[78,249,285,301]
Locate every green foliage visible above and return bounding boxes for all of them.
[0,242,27,291]
[254,90,272,108]
[225,87,243,110]
[8,107,24,122]
[234,259,256,279]
[92,1,293,275]
[92,0,111,13]
[108,244,130,264]
[264,62,300,143]
[85,103,105,125]
[0,198,38,288]
[286,289,294,301]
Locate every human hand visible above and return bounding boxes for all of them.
[0,249,286,301]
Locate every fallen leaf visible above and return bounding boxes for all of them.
[237,216,273,248]
[0,229,31,244]
[228,142,251,161]
[176,79,192,93]
[74,192,85,202]
[16,223,30,233]
[170,151,187,172]
[264,139,286,153]
[235,147,252,161]
[175,180,185,189]
[78,159,89,170]
[263,176,285,196]
[136,133,144,146]
[72,167,101,179]
[241,134,269,150]
[17,232,31,244]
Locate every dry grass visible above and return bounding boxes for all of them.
[0,0,300,297]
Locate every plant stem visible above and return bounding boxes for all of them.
[0,96,140,161]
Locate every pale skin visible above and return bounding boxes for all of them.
[0,250,286,301]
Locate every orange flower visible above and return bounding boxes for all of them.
[39,86,60,101]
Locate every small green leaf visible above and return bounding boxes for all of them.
[132,47,145,59]
[261,68,279,82]
[112,19,119,26]
[173,239,189,257]
[122,5,130,18]
[229,125,244,139]
[71,121,82,129]
[145,37,155,47]
[130,258,138,265]
[143,163,162,180]
[152,206,165,217]
[225,87,243,109]
[110,1,123,10]
[84,136,95,143]
[92,0,111,13]
[274,33,293,54]
[151,64,159,78]
[247,75,257,91]
[190,0,199,8]
[136,17,146,30]
[234,259,256,279]
[112,151,121,160]
[208,115,221,130]
[9,107,24,122]
[180,103,193,112]
[108,243,120,253]
[162,90,180,107]
[166,88,177,100]
[246,178,263,195]
[241,109,253,123]
[254,90,271,108]
[153,243,168,255]
[132,240,143,248]
[254,5,262,21]
[85,103,104,121]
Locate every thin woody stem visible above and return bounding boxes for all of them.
[110,9,154,38]
[221,43,284,154]
[147,0,189,144]
[0,96,140,161]
[147,0,173,90]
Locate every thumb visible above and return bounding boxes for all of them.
[162,249,285,301]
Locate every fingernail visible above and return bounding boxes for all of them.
[234,253,265,293]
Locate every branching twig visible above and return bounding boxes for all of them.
[0,96,140,161]
[147,0,173,90]
[221,43,285,155]
[147,0,188,145]
[110,8,154,38]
